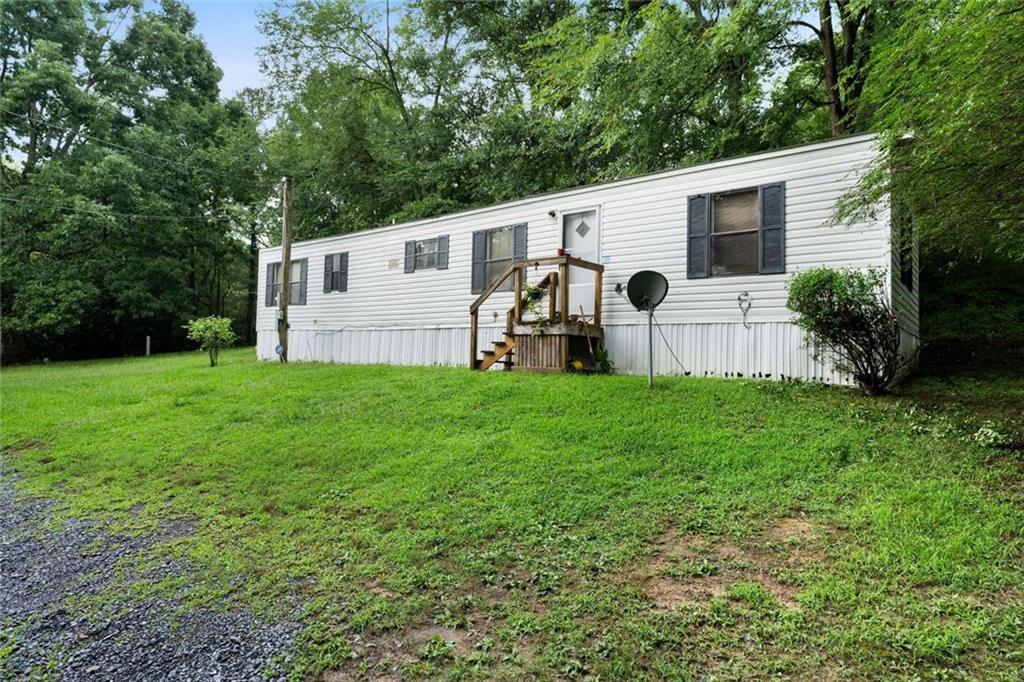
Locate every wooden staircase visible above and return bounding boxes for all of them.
[469,256,604,372]
[475,334,516,371]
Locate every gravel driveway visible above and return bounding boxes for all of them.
[1,466,297,681]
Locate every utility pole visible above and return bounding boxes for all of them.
[278,176,293,363]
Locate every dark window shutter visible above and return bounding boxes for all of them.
[513,223,528,261]
[471,230,486,294]
[298,259,308,305]
[265,263,276,306]
[324,254,334,293]
[759,182,786,274]
[687,195,710,279]
[436,235,449,270]
[404,240,416,273]
[339,252,349,292]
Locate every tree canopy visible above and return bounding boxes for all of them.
[1,0,269,360]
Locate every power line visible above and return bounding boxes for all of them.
[0,195,236,223]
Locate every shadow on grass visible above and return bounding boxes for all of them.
[900,340,1024,447]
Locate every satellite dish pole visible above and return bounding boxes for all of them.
[625,270,669,388]
[646,302,654,388]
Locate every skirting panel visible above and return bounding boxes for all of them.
[256,322,851,384]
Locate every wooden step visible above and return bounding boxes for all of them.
[476,336,517,371]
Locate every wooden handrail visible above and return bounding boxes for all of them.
[469,256,604,313]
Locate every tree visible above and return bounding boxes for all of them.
[185,315,237,366]
[529,0,795,174]
[835,0,1024,262]
[0,0,264,362]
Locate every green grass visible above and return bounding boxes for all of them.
[2,349,1023,680]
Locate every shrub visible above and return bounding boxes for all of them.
[786,267,906,395]
[185,316,237,367]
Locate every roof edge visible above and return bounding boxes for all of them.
[263,132,877,252]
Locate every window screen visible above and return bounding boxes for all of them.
[414,238,438,270]
[711,189,759,276]
[268,260,305,305]
[326,253,347,292]
[288,265,302,304]
[485,226,514,291]
[268,263,282,306]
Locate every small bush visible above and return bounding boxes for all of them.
[185,316,237,367]
[787,267,907,395]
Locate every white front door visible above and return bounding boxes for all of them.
[562,208,600,317]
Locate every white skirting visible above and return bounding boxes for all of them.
[257,321,858,384]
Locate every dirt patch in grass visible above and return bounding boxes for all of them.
[409,624,479,657]
[320,621,484,680]
[638,518,832,611]
[0,439,46,457]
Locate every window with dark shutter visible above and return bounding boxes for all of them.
[689,183,786,278]
[406,237,448,272]
[324,253,349,293]
[471,225,523,293]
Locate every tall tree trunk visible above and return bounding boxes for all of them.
[818,1,846,136]
[246,222,258,345]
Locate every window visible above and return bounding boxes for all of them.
[414,238,438,270]
[265,259,307,306]
[471,223,526,294]
[711,189,759,276]
[893,197,914,291]
[267,263,281,305]
[288,264,303,303]
[404,235,448,272]
[324,253,348,293]
[485,225,514,291]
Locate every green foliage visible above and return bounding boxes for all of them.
[593,346,614,374]
[787,267,905,394]
[920,251,1024,343]
[185,316,237,366]
[0,0,269,362]
[2,351,1023,678]
[836,0,1024,262]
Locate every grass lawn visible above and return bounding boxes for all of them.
[2,348,1023,680]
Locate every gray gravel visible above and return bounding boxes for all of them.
[1,465,297,681]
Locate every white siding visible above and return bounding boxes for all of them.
[890,212,921,377]
[257,134,897,384]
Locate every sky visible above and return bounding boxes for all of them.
[186,1,275,98]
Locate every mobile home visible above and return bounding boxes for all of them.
[257,133,919,383]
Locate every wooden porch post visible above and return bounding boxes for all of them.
[469,310,478,368]
[558,262,569,324]
[513,265,523,324]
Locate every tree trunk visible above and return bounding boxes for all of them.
[818,1,846,136]
[246,222,258,345]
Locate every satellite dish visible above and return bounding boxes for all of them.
[627,270,669,312]
[625,270,669,387]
